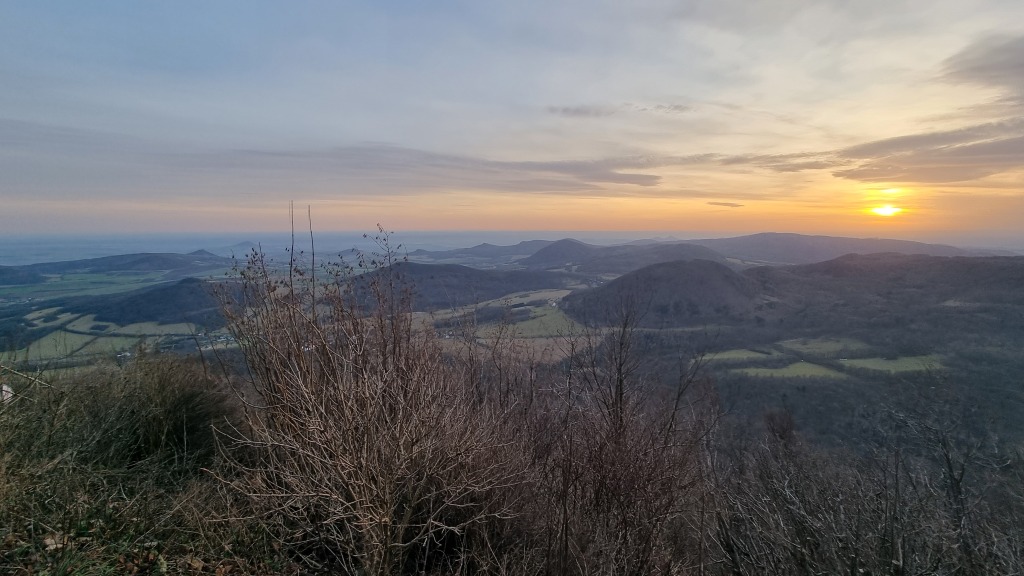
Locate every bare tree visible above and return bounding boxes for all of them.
[216,231,525,574]
[523,294,718,576]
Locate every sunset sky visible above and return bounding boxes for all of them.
[3,1,1024,247]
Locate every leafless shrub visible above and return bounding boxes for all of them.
[518,294,720,576]
[215,230,526,574]
[711,377,1024,576]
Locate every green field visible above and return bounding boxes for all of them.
[493,289,572,306]
[0,271,170,301]
[711,348,778,363]
[12,310,201,363]
[839,355,943,373]
[24,309,80,328]
[777,337,871,356]
[508,306,583,338]
[65,314,118,333]
[734,361,847,379]
[113,321,198,336]
[1,267,233,303]
[76,335,147,356]
[16,330,100,362]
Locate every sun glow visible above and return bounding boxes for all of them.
[871,205,903,217]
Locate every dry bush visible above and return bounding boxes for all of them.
[711,399,1024,576]
[216,233,526,574]
[517,297,720,576]
[0,354,235,573]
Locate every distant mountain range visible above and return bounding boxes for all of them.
[517,238,730,273]
[2,232,1019,338]
[2,251,234,283]
[686,232,1009,265]
[407,232,1014,273]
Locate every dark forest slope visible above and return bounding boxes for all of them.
[359,262,574,311]
[561,259,758,326]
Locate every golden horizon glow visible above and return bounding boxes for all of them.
[871,205,903,217]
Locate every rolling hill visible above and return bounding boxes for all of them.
[519,238,731,274]
[356,262,575,311]
[408,240,555,262]
[60,277,225,327]
[561,252,1024,333]
[0,266,44,285]
[561,259,760,326]
[686,232,1006,265]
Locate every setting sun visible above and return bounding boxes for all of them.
[871,205,903,217]
[868,204,901,216]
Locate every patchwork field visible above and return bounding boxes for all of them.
[839,354,943,373]
[0,271,169,301]
[712,338,944,381]
[711,348,779,363]
[734,361,848,379]
[505,306,582,338]
[777,337,871,356]
[11,310,204,365]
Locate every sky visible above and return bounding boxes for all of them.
[2,1,1024,248]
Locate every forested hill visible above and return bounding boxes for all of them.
[562,252,1024,330]
[22,251,233,275]
[518,238,731,273]
[355,262,575,311]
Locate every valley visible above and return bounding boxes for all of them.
[3,232,1023,444]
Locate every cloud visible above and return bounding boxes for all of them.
[943,34,1024,97]
[715,151,843,173]
[547,102,693,120]
[833,134,1024,183]
[626,103,692,115]
[1,120,675,200]
[839,123,1008,159]
[830,115,1024,184]
[707,201,743,208]
[822,34,1024,184]
[546,105,617,118]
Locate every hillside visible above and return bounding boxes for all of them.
[23,251,234,276]
[687,232,1003,265]
[0,266,44,285]
[519,238,731,274]
[575,242,731,274]
[561,259,758,326]
[60,277,225,327]
[357,262,575,311]
[408,240,555,262]
[517,239,600,269]
[563,252,1024,331]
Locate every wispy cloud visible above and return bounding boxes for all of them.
[833,134,1024,183]
[827,33,1024,185]
[2,120,678,199]
[707,201,743,208]
[546,105,617,118]
[626,103,692,115]
[547,102,692,118]
[942,33,1024,99]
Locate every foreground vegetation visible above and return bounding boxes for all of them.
[3,241,1022,575]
